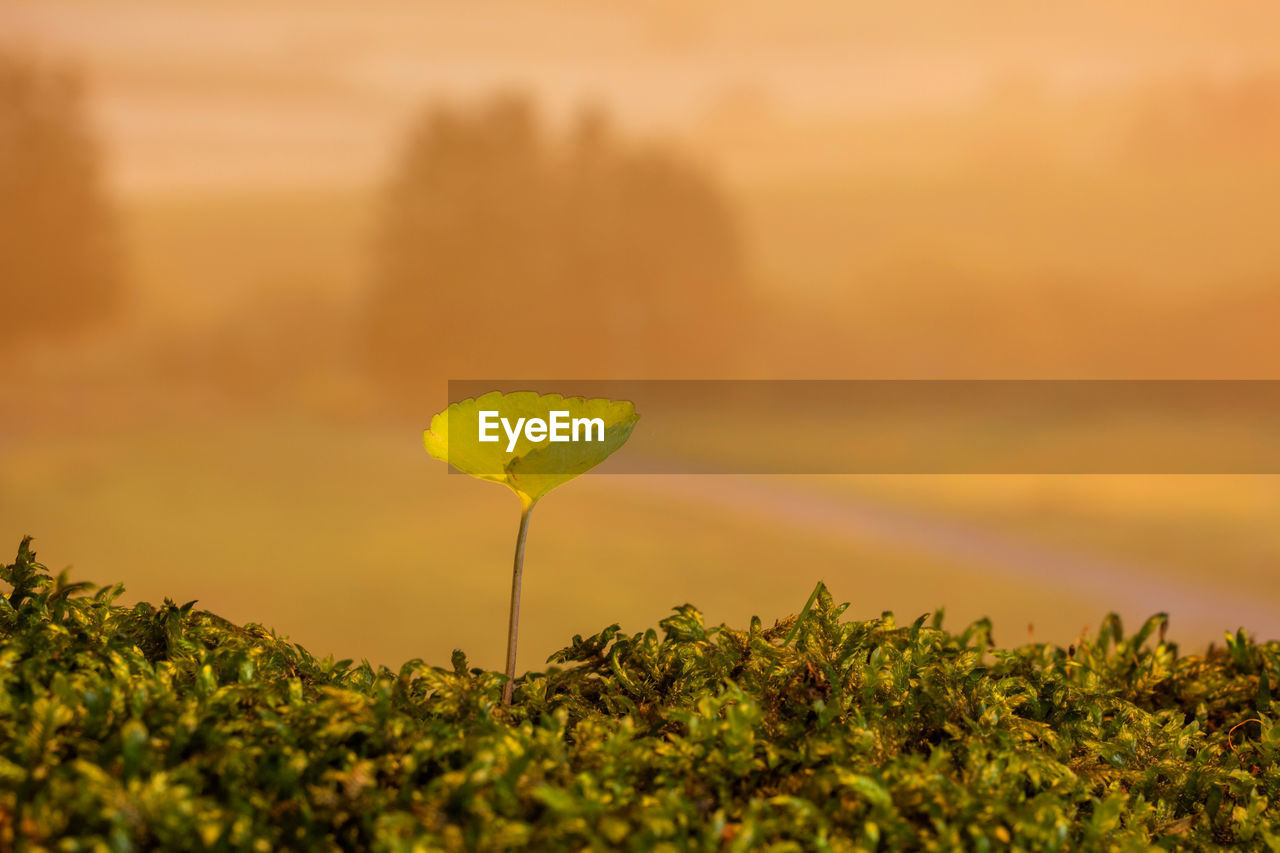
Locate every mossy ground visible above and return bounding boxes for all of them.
[2,538,1278,851]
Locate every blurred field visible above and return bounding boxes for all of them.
[3,408,1277,669]
[827,475,1280,571]
[0,413,1057,670]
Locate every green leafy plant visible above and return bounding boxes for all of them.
[6,536,1280,850]
[425,391,639,704]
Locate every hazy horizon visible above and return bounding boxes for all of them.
[3,1,1278,665]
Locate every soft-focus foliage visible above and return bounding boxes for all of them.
[0,52,118,357]
[4,537,1280,850]
[364,95,746,387]
[424,391,639,504]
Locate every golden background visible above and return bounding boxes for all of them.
[2,0,1278,669]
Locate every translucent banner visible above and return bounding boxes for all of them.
[444,380,1280,474]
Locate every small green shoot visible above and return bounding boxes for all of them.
[425,391,639,704]
[782,580,827,647]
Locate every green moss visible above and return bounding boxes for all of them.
[2,537,1278,851]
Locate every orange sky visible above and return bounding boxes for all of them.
[5,0,1280,193]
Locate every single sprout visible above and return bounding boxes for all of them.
[424,391,639,705]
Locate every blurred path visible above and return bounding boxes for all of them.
[620,475,1280,641]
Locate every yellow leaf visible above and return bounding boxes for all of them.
[424,391,639,505]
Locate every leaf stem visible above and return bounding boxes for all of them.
[503,497,534,706]
[783,581,825,647]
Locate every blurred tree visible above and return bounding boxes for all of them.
[0,53,119,359]
[365,94,746,391]
[1127,74,1280,162]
